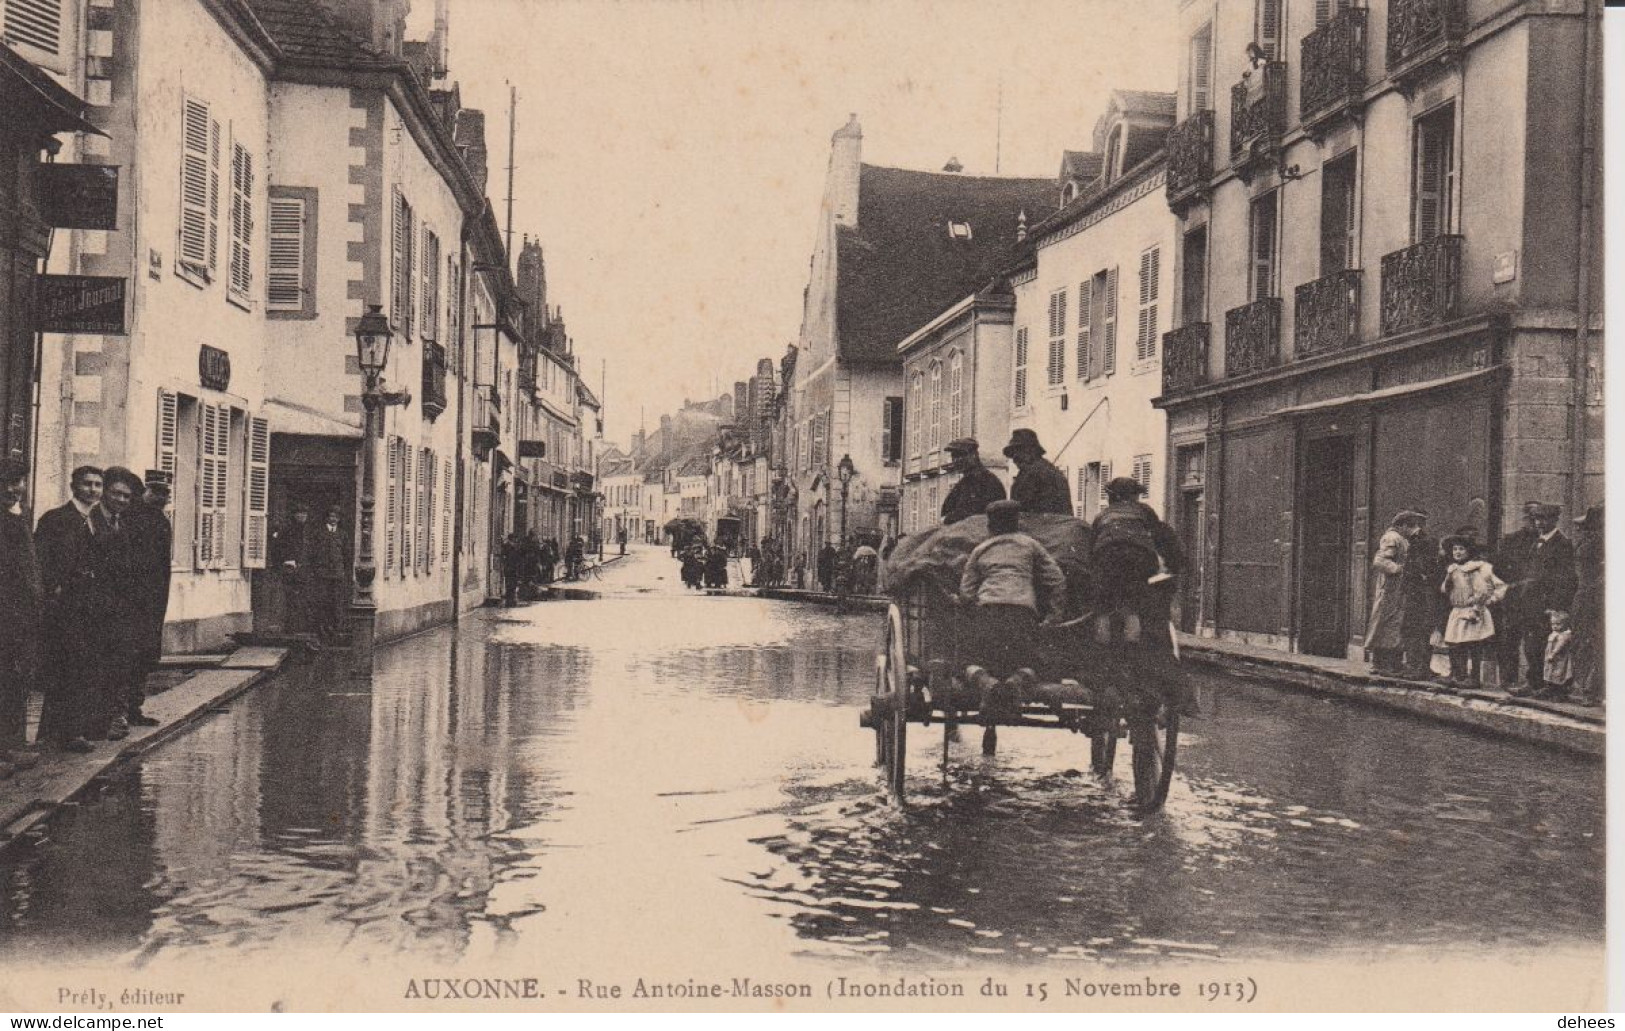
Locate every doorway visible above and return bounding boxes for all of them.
[1173,445,1206,634]
[1297,434,1355,657]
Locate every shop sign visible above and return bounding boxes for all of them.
[36,275,126,334]
[39,165,119,230]
[199,345,232,391]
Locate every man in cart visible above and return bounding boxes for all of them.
[958,500,1068,677]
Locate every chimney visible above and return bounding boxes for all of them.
[454,108,489,190]
[318,0,408,56]
[827,113,862,228]
[942,156,964,173]
[432,0,450,77]
[733,381,749,423]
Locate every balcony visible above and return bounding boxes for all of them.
[1294,269,1362,359]
[1230,62,1287,182]
[1165,110,1215,213]
[1300,8,1367,137]
[1380,235,1462,337]
[1387,0,1465,92]
[471,386,500,460]
[1224,297,1282,378]
[1161,322,1210,394]
[421,341,448,419]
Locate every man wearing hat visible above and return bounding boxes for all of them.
[1091,476,1184,601]
[119,469,173,727]
[939,438,1006,525]
[1513,502,1577,698]
[1490,501,1542,686]
[1570,504,1604,704]
[1002,429,1072,517]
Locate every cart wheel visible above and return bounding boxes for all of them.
[1089,728,1118,778]
[873,654,890,768]
[882,604,908,802]
[1128,705,1180,811]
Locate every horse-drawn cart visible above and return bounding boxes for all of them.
[860,514,1184,811]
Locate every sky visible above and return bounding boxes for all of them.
[414,0,1181,445]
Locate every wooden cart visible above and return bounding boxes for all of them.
[861,583,1182,810]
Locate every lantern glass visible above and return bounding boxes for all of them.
[353,304,394,376]
[837,454,856,484]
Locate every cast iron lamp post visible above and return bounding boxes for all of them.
[835,453,855,609]
[350,304,411,675]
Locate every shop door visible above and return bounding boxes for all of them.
[1298,435,1354,657]
[1176,489,1204,633]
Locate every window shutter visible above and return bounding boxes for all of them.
[385,437,398,571]
[179,97,211,268]
[1138,247,1161,361]
[3,0,65,62]
[1099,460,1114,507]
[243,414,269,568]
[207,118,221,275]
[421,228,437,341]
[1252,195,1278,299]
[229,143,254,296]
[213,405,230,568]
[929,362,942,451]
[402,441,414,573]
[1014,328,1028,407]
[1191,25,1213,113]
[1415,114,1453,242]
[1257,0,1282,60]
[1076,282,1092,379]
[267,197,306,310]
[156,389,179,480]
[443,456,453,561]
[1046,290,1066,386]
[196,403,214,567]
[1103,266,1119,376]
[949,353,964,439]
[425,451,435,569]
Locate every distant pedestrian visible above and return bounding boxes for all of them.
[1002,430,1072,517]
[306,509,349,642]
[0,459,42,774]
[617,528,627,556]
[817,543,838,592]
[792,552,807,589]
[1438,535,1506,686]
[501,533,524,605]
[35,465,105,753]
[940,438,1006,525]
[272,502,312,632]
[541,537,560,584]
[1365,510,1424,676]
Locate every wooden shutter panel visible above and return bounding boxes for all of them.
[1076,282,1092,379]
[213,405,230,568]
[207,118,221,275]
[1416,116,1452,242]
[267,196,305,310]
[421,228,436,340]
[385,437,398,571]
[1014,328,1028,407]
[243,414,269,568]
[392,193,407,335]
[179,97,211,268]
[1191,25,1213,113]
[401,440,413,572]
[1099,460,1114,506]
[156,389,179,479]
[4,0,65,59]
[196,403,214,567]
[442,457,452,561]
[1257,0,1281,59]
[1103,267,1119,376]
[229,143,254,296]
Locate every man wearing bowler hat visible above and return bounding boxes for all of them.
[1513,502,1577,698]
[1002,429,1072,517]
[939,438,1006,525]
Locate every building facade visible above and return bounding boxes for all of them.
[1154,0,1602,652]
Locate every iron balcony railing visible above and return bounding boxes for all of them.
[1294,268,1362,358]
[1300,8,1367,133]
[1380,235,1462,337]
[421,341,448,419]
[1387,0,1466,88]
[1224,297,1283,378]
[1161,322,1210,394]
[1230,62,1287,174]
[1165,110,1215,211]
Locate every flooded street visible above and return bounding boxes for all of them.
[0,548,1604,974]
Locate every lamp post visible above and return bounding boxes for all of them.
[350,304,411,676]
[836,453,855,608]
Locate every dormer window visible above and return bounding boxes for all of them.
[947,221,973,241]
[1105,125,1125,182]
[1061,182,1079,205]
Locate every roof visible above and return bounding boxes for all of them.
[837,164,1055,364]
[1113,90,1178,119]
[1059,150,1103,182]
[1026,149,1167,245]
[577,381,601,410]
[676,453,711,477]
[243,0,395,67]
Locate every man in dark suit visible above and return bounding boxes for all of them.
[118,470,174,728]
[0,458,43,774]
[91,467,143,742]
[1003,430,1073,517]
[1514,503,1577,698]
[1491,502,1540,687]
[939,438,1006,525]
[35,465,105,753]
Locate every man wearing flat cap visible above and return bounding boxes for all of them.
[1002,429,1072,517]
[1513,502,1576,698]
[939,438,1006,525]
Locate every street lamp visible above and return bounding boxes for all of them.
[350,304,411,675]
[835,453,855,607]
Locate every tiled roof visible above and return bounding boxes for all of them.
[1060,150,1103,182]
[243,0,395,67]
[1114,89,1178,119]
[837,164,1056,365]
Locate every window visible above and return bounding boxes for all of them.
[421,228,440,341]
[386,437,401,571]
[908,372,924,457]
[1189,24,1213,113]
[1080,461,1106,520]
[1136,246,1161,361]
[1046,289,1067,386]
[228,141,254,299]
[1182,225,1208,325]
[1320,151,1358,273]
[3,0,65,65]
[929,361,943,452]
[392,190,414,339]
[1314,0,1352,28]
[1413,105,1456,242]
[243,414,269,569]
[948,351,965,440]
[1133,454,1153,493]
[1105,125,1124,182]
[1013,328,1029,407]
[1250,191,1280,301]
[267,192,310,313]
[1082,268,1119,379]
[1076,281,1092,379]
[881,396,903,463]
[178,95,220,279]
[1255,0,1282,60]
[194,402,239,570]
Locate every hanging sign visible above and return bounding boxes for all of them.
[198,345,232,391]
[39,165,120,230]
[35,275,126,334]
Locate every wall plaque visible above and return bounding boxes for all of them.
[36,275,126,334]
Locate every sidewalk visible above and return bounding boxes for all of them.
[1177,633,1603,756]
[753,586,889,611]
[0,645,291,853]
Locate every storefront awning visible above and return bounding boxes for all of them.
[1272,366,1502,419]
[1,43,104,136]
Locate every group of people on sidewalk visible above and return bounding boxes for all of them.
[0,460,174,770]
[1365,501,1604,704]
[678,537,730,589]
[268,503,349,642]
[500,531,587,604]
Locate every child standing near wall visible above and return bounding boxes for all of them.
[1440,536,1508,686]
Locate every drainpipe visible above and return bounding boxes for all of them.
[450,222,470,617]
[1567,0,1600,524]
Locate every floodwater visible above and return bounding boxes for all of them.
[0,548,1604,973]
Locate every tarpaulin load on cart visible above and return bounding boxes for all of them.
[882,513,1093,601]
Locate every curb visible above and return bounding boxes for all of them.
[0,647,293,853]
[755,588,889,612]
[1181,645,1603,757]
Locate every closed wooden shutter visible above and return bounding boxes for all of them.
[1046,289,1066,386]
[197,403,229,568]
[243,414,269,568]
[442,457,453,560]
[1076,281,1092,380]
[179,97,211,269]
[207,118,221,275]
[1415,109,1454,242]
[1190,24,1213,113]
[1013,328,1028,407]
[1099,460,1114,508]
[1138,247,1161,361]
[424,450,435,569]
[229,142,254,296]
[421,228,438,341]
[266,196,305,310]
[1102,266,1119,376]
[948,352,964,439]
[385,437,399,571]
[929,362,942,451]
[1252,194,1278,300]
[3,0,64,59]
[401,440,414,573]
[156,389,178,480]
[392,192,413,339]
[1257,0,1282,60]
